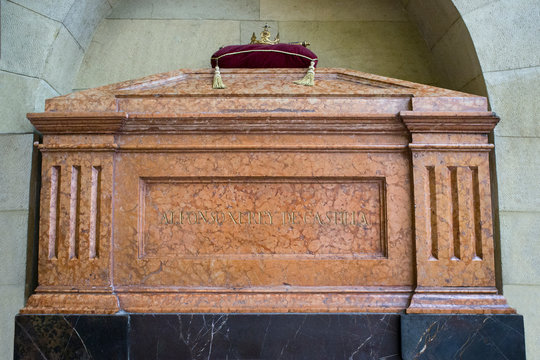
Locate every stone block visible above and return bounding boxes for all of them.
[431,17,482,90]
[278,21,438,85]
[406,0,460,49]
[494,136,540,212]
[42,26,85,94]
[261,0,407,21]
[76,19,240,89]
[499,211,540,286]
[503,284,540,360]
[9,0,75,22]
[240,21,279,45]
[128,314,401,359]
[108,0,259,20]
[14,315,128,359]
[401,314,525,360]
[0,1,60,77]
[0,210,29,285]
[63,0,112,50]
[463,0,540,72]
[486,67,540,138]
[0,284,25,360]
[0,72,39,133]
[0,134,34,211]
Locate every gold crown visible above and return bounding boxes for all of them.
[250,24,280,45]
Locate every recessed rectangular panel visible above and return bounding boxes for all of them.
[139,177,386,260]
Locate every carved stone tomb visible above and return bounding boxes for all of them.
[22,68,515,315]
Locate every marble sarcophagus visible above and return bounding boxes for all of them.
[22,68,514,315]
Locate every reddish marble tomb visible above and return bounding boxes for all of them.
[22,68,514,314]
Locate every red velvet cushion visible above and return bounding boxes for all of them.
[211,44,318,68]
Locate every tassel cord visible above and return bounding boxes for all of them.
[212,64,226,89]
[294,61,316,86]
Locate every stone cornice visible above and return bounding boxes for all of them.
[400,111,499,133]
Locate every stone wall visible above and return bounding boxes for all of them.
[1,0,538,358]
[0,0,115,356]
[75,0,438,90]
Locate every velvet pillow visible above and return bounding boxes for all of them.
[211,44,318,68]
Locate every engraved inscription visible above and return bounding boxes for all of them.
[159,209,370,227]
[139,177,386,259]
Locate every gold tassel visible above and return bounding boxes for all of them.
[212,65,226,89]
[294,61,315,86]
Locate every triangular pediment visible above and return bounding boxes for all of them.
[44,68,484,114]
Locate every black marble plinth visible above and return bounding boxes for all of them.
[14,315,127,359]
[129,314,400,359]
[401,314,526,360]
[14,313,526,359]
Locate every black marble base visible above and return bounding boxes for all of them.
[14,313,525,359]
[130,314,400,359]
[14,315,127,359]
[401,314,525,360]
